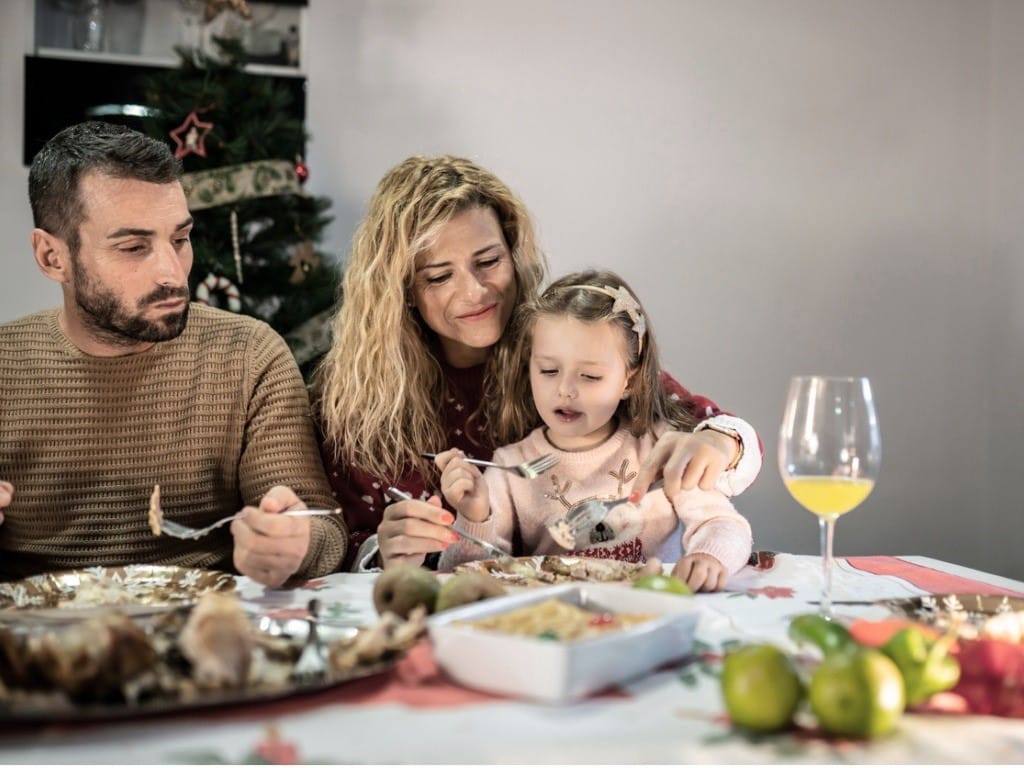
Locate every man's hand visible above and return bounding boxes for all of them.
[231,485,312,587]
[0,481,12,526]
[630,429,738,502]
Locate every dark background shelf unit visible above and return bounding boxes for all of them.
[22,55,307,166]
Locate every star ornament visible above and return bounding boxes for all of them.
[169,111,214,159]
[606,285,646,353]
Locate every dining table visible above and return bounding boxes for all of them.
[0,553,1022,765]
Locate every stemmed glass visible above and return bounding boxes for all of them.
[778,376,881,616]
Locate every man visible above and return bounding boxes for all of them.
[0,122,346,586]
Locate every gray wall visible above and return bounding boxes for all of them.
[2,1,1022,579]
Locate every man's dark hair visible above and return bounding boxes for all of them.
[28,121,183,255]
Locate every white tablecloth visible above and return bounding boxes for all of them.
[1,554,1022,765]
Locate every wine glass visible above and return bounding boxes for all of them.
[778,376,881,616]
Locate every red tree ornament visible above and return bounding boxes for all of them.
[294,155,309,184]
[170,111,214,159]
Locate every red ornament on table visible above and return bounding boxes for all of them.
[294,155,309,184]
[170,111,214,159]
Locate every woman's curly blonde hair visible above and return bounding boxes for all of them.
[314,155,546,481]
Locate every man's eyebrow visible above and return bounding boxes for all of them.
[107,217,194,239]
[107,227,154,239]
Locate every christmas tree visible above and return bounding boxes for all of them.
[138,34,337,377]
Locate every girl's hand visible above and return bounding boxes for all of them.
[434,449,490,522]
[672,552,728,592]
[630,430,737,502]
[377,495,459,568]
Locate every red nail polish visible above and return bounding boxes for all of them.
[629,492,641,504]
[441,512,455,525]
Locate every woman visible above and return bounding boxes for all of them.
[315,156,760,570]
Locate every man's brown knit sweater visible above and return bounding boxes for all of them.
[0,304,346,581]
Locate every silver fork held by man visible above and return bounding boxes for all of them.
[383,486,514,560]
[158,508,342,540]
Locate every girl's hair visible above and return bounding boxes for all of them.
[491,269,697,444]
[314,155,546,481]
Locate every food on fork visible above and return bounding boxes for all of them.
[179,592,254,689]
[547,518,575,549]
[148,484,164,536]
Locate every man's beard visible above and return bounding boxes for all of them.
[73,269,190,346]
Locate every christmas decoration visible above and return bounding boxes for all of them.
[289,240,319,284]
[202,0,252,23]
[139,37,338,378]
[169,110,215,159]
[294,155,309,185]
[229,208,243,283]
[182,160,303,210]
[194,272,242,312]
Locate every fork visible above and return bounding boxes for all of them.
[156,508,342,540]
[292,598,329,684]
[384,486,514,560]
[553,479,667,548]
[420,452,558,479]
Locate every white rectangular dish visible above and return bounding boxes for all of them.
[427,582,701,703]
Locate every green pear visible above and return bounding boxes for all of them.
[372,564,440,618]
[435,572,506,612]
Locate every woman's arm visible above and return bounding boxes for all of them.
[642,371,763,498]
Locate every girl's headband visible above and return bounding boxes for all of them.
[561,284,646,355]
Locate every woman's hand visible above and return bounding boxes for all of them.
[231,485,311,587]
[377,495,459,568]
[672,552,728,592]
[0,480,12,526]
[434,449,490,522]
[629,429,738,502]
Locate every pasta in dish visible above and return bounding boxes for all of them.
[459,598,653,641]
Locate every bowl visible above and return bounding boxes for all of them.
[427,582,701,703]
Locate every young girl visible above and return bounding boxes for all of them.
[434,269,753,592]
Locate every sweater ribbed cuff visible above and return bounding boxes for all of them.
[295,515,347,579]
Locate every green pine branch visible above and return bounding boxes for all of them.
[135,37,338,372]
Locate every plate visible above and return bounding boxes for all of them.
[453,555,652,588]
[0,565,236,621]
[428,582,700,703]
[0,657,397,723]
[882,593,1024,641]
[0,603,423,722]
